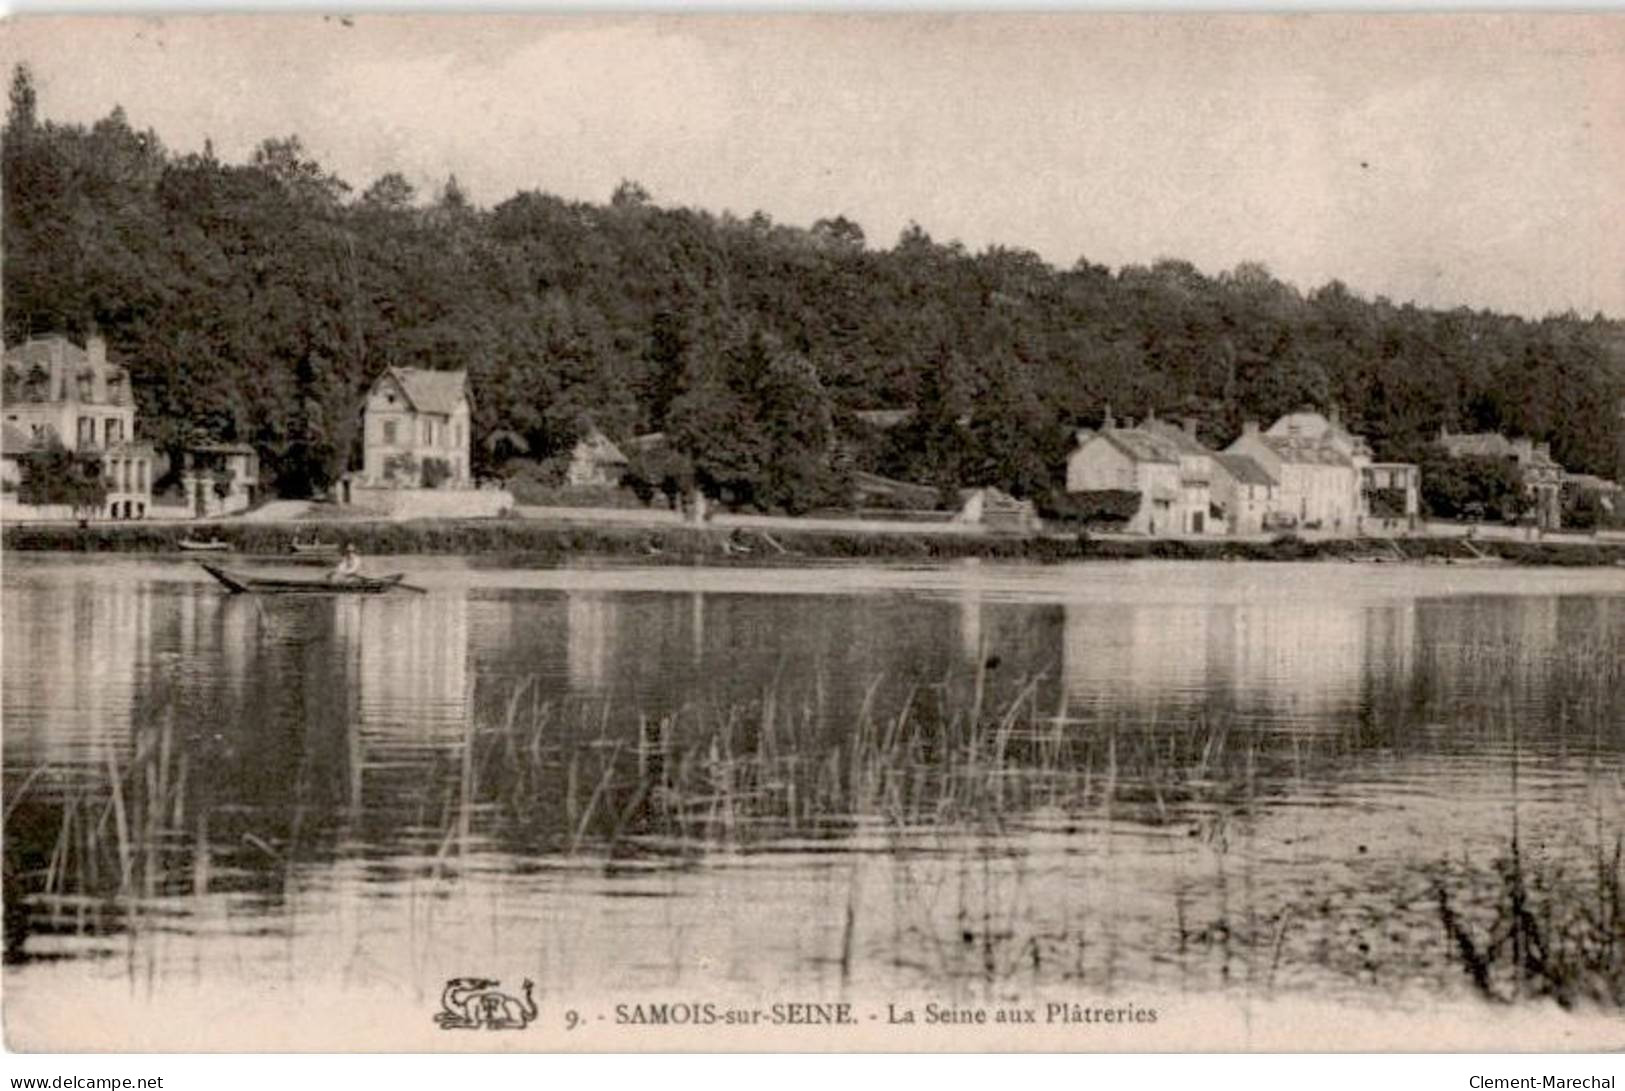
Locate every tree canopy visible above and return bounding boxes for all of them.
[5,67,1622,507]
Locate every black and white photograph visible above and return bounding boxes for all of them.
[1,13,1622,1058]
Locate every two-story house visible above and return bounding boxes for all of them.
[1066,412,1216,534]
[1437,427,1565,530]
[1228,415,1362,532]
[360,367,473,488]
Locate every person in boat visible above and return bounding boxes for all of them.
[328,543,365,583]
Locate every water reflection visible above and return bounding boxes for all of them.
[3,559,1622,1026]
[1058,598,1419,730]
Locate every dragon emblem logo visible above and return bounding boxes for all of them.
[434,976,538,1031]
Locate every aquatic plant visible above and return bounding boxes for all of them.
[1434,834,1624,1010]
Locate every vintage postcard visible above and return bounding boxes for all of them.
[1,13,1623,1057]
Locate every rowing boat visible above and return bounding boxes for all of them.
[179,537,232,552]
[289,541,340,556]
[200,562,407,595]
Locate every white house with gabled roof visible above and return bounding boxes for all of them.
[360,367,472,488]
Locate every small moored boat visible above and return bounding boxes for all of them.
[289,540,340,556]
[179,537,232,552]
[200,562,408,595]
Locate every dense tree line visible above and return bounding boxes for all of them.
[5,67,1622,507]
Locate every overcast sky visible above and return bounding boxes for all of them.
[2,14,1621,319]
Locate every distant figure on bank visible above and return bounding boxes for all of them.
[329,543,364,582]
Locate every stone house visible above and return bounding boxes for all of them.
[1211,452,1281,535]
[565,426,630,488]
[1437,428,1565,530]
[1228,417,1360,532]
[181,443,260,518]
[360,367,472,488]
[1066,413,1216,535]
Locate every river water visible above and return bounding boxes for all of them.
[3,555,1622,1049]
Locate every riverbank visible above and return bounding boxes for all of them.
[7,518,1625,567]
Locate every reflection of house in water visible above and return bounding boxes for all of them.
[1,576,153,769]
[566,591,617,691]
[1061,598,1416,726]
[345,594,471,738]
[958,586,983,664]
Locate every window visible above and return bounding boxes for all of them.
[122,460,132,491]
[105,418,123,445]
[137,461,147,491]
[78,417,96,448]
[421,420,432,446]
[454,422,463,448]
[383,420,397,445]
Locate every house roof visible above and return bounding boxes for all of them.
[1565,472,1620,492]
[5,336,77,370]
[4,335,135,407]
[1095,428,1181,465]
[1213,453,1278,487]
[379,367,468,416]
[957,486,1035,515]
[1140,418,1214,456]
[1257,435,1352,467]
[187,442,257,455]
[853,408,915,429]
[1439,431,1562,469]
[573,427,629,466]
[1267,410,1372,459]
[1438,432,1516,459]
[1268,411,1336,439]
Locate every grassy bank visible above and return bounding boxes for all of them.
[6,518,1625,566]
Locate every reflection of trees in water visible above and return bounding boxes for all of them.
[1060,599,1393,729]
[5,577,1621,1002]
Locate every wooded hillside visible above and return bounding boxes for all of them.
[5,67,1621,507]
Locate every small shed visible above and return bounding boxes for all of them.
[565,427,631,487]
[956,486,1039,531]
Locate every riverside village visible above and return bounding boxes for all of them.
[4,330,1623,561]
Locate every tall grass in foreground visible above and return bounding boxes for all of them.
[457,670,1284,854]
[3,710,194,962]
[1435,835,1624,1010]
[6,633,1622,1009]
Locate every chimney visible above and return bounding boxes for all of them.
[1102,403,1115,430]
[1329,405,1342,429]
[1243,420,1260,437]
[87,335,107,368]
[1182,417,1199,438]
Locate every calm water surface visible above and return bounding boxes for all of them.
[4,555,1622,1030]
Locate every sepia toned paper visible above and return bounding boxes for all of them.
[2,13,1623,1058]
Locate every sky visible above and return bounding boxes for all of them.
[1,13,1622,319]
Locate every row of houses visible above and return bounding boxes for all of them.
[3,333,1615,531]
[1064,409,1422,536]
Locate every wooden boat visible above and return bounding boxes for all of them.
[289,540,340,556]
[179,537,231,552]
[200,562,407,595]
